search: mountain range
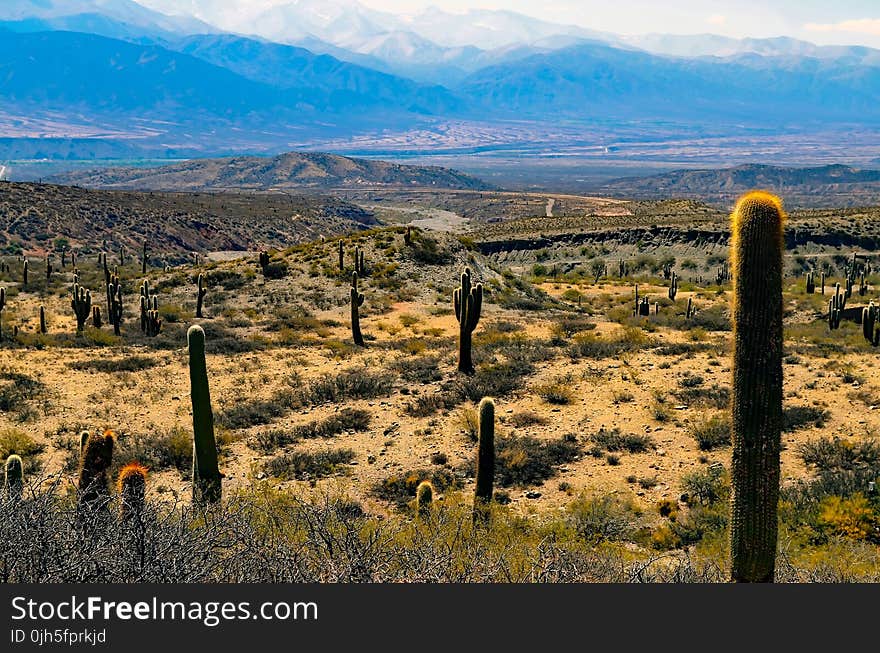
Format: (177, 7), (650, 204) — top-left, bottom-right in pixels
(1, 0), (880, 167)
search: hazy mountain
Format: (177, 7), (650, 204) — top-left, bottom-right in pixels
(598, 164), (880, 207)
(50, 151), (493, 191)
(0, 0), (214, 36)
(456, 42), (880, 123)
(169, 34), (462, 113)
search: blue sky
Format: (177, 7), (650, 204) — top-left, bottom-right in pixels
(360, 0), (880, 45)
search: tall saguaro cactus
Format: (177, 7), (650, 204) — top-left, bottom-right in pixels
(474, 397), (495, 523)
(142, 241), (148, 275)
(188, 325), (221, 505)
(350, 272), (365, 346)
(196, 274), (207, 318)
(453, 267), (482, 374)
(729, 191), (785, 583)
(71, 283), (92, 332)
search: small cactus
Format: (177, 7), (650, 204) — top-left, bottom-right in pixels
(805, 271), (815, 294)
(404, 225), (412, 246)
(5, 454), (23, 500)
(188, 325), (221, 505)
(22, 259), (28, 286)
(453, 268), (482, 374)
(259, 251), (270, 276)
(92, 306), (102, 328)
(196, 274), (207, 318)
(39, 305), (47, 334)
(117, 462), (148, 521)
(416, 480), (434, 520)
(78, 430), (115, 510)
(350, 272), (365, 347)
(474, 397), (495, 524)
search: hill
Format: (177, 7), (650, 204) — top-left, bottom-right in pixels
(597, 164), (880, 207)
(0, 181), (375, 258)
(49, 152), (493, 192)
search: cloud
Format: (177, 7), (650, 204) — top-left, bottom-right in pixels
(706, 14), (727, 27)
(804, 18), (880, 36)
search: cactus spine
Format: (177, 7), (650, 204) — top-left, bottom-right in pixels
(453, 268), (482, 374)
(350, 272), (365, 347)
(118, 462), (147, 521)
(729, 191), (784, 583)
(188, 325), (221, 505)
(78, 430), (115, 510)
(474, 397), (495, 523)
(416, 480), (434, 520)
(196, 274), (207, 319)
(71, 283), (92, 332)
(5, 454), (23, 500)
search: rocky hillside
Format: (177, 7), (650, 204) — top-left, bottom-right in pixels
(0, 181), (375, 259)
(50, 152), (492, 193)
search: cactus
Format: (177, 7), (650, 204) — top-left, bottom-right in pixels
(638, 296), (650, 316)
(196, 274), (207, 319)
(415, 480), (434, 520)
(118, 462), (147, 521)
(5, 454), (23, 500)
(22, 259), (28, 286)
(142, 241), (148, 274)
(61, 249), (67, 268)
(188, 325), (221, 505)
(668, 272), (678, 301)
(92, 306), (102, 328)
(108, 278), (123, 336)
(71, 283), (92, 332)
(78, 430), (115, 510)
(350, 272), (365, 347)
(404, 225), (412, 246)
(45, 256), (52, 283)
(0, 287), (5, 341)
(453, 267), (482, 374)
(39, 305), (46, 334)
(259, 251), (270, 276)
(144, 293), (161, 337)
(805, 271), (815, 294)
(474, 397), (495, 523)
(864, 302), (877, 344)
(729, 191), (784, 583)
(820, 272), (825, 295)
(338, 241), (344, 270)
(859, 274), (867, 297)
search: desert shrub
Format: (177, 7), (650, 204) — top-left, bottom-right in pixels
(205, 269), (247, 290)
(68, 355), (158, 373)
(680, 465), (730, 506)
(294, 409), (371, 440)
(263, 261), (289, 279)
(534, 378), (575, 405)
(263, 448), (355, 480)
(568, 328), (650, 359)
(0, 428), (44, 459)
(0, 370), (47, 421)
(688, 415), (731, 451)
(300, 368), (396, 406)
(114, 426), (192, 473)
(392, 355), (442, 384)
(816, 494), (879, 543)
(407, 232), (451, 265)
(508, 411), (548, 428)
(493, 434), (582, 487)
(783, 405), (830, 432)
(372, 468), (459, 509)
(590, 428), (655, 454)
(453, 405), (480, 441)
(799, 437), (880, 472)
(566, 492), (642, 543)
(550, 316), (596, 339)
(673, 386), (730, 409)
(218, 389), (296, 429)
(678, 373), (704, 388)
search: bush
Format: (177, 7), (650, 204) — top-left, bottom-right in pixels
(535, 379), (575, 405)
(680, 465), (729, 506)
(493, 434), (582, 487)
(688, 415), (731, 451)
(816, 494), (879, 543)
(68, 355), (158, 373)
(372, 468), (459, 509)
(673, 386), (730, 409)
(590, 428), (655, 454)
(392, 355), (442, 384)
(566, 493), (642, 543)
(508, 411), (548, 428)
(569, 328), (649, 359)
(0, 370), (47, 421)
(294, 409), (371, 440)
(301, 369), (396, 406)
(783, 406), (830, 432)
(799, 437), (880, 472)
(263, 448), (355, 480)
(0, 428), (44, 459)
(114, 426), (192, 473)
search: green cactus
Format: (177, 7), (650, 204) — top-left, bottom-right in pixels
(5, 454), (23, 500)
(108, 278), (123, 336)
(668, 272), (678, 300)
(78, 430), (115, 510)
(453, 267), (482, 374)
(729, 191), (784, 583)
(71, 283), (92, 332)
(474, 397), (495, 523)
(39, 305), (46, 334)
(416, 480), (434, 520)
(196, 274), (207, 318)
(350, 272), (365, 347)
(188, 325), (221, 505)
(117, 462), (147, 521)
